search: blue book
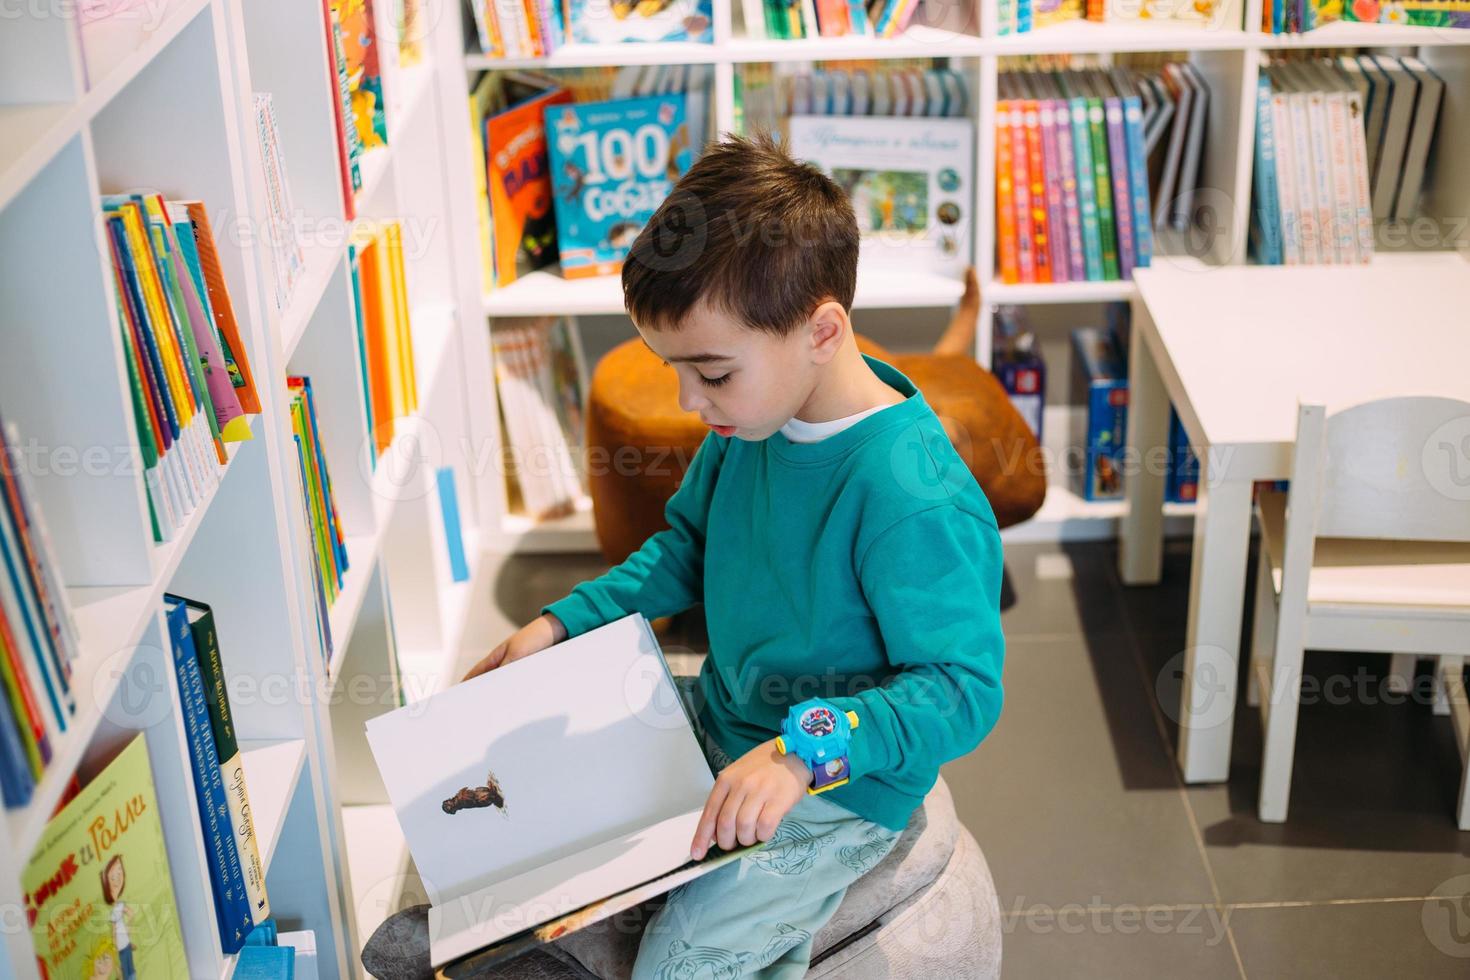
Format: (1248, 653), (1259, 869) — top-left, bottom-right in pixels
(1103, 97), (1135, 279)
(1121, 94), (1152, 270)
(1068, 97), (1104, 281)
(0, 493), (68, 731)
(543, 95), (693, 279)
(0, 691), (34, 808)
(235, 944), (294, 979)
(1017, 0), (1033, 32)
(107, 216), (181, 448)
(1250, 76), (1283, 265)
(346, 243), (375, 466)
(436, 468), (469, 584)
(164, 596), (255, 953)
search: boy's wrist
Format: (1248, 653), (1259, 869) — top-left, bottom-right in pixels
(541, 611), (568, 643)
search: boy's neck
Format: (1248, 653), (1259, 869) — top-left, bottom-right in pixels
(791, 334), (905, 424)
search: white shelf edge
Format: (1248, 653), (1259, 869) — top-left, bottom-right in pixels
(497, 497), (598, 554)
(326, 534), (385, 685)
(238, 738), (308, 873)
(8, 415), (262, 858)
(279, 243), (347, 364)
(342, 803), (411, 950)
(987, 279), (1138, 305)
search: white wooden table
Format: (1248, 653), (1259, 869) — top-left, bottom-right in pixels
(1119, 253), (1470, 783)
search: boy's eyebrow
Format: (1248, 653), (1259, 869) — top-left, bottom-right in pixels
(641, 338), (733, 364)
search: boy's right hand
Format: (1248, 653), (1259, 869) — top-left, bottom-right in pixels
(461, 612), (568, 681)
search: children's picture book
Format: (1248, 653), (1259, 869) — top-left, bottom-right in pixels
(544, 94), (694, 280)
(566, 0), (714, 43)
(22, 733), (188, 979)
(365, 613), (745, 967)
(331, 0), (389, 151)
(485, 72), (575, 287)
(788, 114), (974, 278)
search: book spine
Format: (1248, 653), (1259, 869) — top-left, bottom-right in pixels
(1121, 95), (1151, 269)
(0, 501), (69, 733)
(166, 598), (254, 953)
(1018, 0), (1032, 30)
(1305, 91), (1335, 263)
(1022, 100), (1051, 283)
(1343, 91), (1374, 263)
(1087, 99), (1118, 279)
(1010, 104), (1036, 283)
(995, 102), (1020, 285)
(1038, 100), (1069, 283)
(1252, 79), (1283, 265)
(1069, 97), (1103, 281)
(0, 590), (49, 771)
(1271, 94), (1300, 265)
(845, 0), (871, 33)
(1324, 93), (1357, 264)
(1105, 98), (1135, 279)
(0, 682), (33, 807)
(1053, 102), (1086, 281)
(189, 604), (270, 925)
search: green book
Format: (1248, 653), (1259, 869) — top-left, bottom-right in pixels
(1086, 97), (1120, 280)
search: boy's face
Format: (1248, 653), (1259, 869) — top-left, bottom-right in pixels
(637, 300), (826, 442)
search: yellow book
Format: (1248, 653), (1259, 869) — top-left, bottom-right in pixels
(385, 223), (418, 415)
(469, 76), (497, 294)
(118, 205), (194, 427)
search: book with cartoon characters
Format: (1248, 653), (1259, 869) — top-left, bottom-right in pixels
(366, 613), (759, 968)
(484, 72), (575, 287)
(22, 733), (188, 979)
(543, 94), (694, 280)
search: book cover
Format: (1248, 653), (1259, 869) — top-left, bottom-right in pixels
(181, 202), (262, 415)
(1250, 75), (1284, 265)
(1038, 100), (1069, 282)
(789, 114), (975, 278)
(1053, 101), (1086, 282)
(1085, 98), (1118, 279)
(365, 613), (759, 967)
(1104, 96), (1136, 278)
(544, 94), (693, 280)
(1010, 101), (1036, 282)
(1067, 94), (1103, 280)
(995, 102), (1020, 284)
(567, 0), (713, 42)
(1344, 0), (1469, 27)
(332, 0), (388, 152)
(323, 2), (363, 217)
(487, 83), (574, 287)
(1120, 93), (1152, 270)
(22, 733), (188, 977)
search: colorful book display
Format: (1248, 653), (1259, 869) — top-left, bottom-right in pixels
(1266, 0), (1469, 32)
(544, 94), (695, 279)
(789, 114), (975, 278)
(740, 0), (927, 38)
(0, 416), (80, 809)
(734, 62), (969, 139)
(349, 222), (419, 459)
(22, 734), (189, 978)
(468, 0), (711, 57)
(288, 376), (348, 665)
(105, 195), (260, 542)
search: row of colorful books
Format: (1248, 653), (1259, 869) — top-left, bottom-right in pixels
(470, 0), (714, 58)
(1262, 0), (1469, 33)
(1249, 55), (1444, 265)
(0, 418), (79, 809)
(735, 62), (971, 134)
(107, 195), (262, 542)
(491, 318), (590, 522)
(289, 377), (348, 670)
(254, 93), (306, 315)
(741, 0), (926, 39)
(324, 0), (389, 221)
(999, 0), (1226, 35)
(473, 66), (708, 288)
(994, 65), (1202, 284)
(351, 221), (420, 460)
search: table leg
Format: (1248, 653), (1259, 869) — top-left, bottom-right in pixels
(1120, 302), (1169, 585)
(1176, 473), (1254, 784)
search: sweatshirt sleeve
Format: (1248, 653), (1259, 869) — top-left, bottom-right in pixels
(828, 503), (1005, 785)
(542, 432), (728, 638)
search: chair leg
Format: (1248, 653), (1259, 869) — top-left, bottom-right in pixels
(1246, 547), (1276, 710)
(1388, 653), (1417, 697)
(1444, 661), (1470, 830)
(1435, 656), (1463, 718)
(1258, 625), (1307, 824)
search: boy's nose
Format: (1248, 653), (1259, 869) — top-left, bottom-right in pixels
(677, 379), (708, 414)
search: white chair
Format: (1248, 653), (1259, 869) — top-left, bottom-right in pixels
(1249, 396), (1470, 826)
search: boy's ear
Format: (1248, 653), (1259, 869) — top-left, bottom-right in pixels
(807, 300), (849, 364)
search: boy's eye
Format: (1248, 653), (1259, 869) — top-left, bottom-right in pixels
(700, 373), (731, 388)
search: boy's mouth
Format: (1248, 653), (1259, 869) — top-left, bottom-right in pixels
(707, 423), (737, 437)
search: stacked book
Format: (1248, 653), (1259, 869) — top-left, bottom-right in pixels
(1249, 55), (1444, 265)
(735, 61), (970, 134)
(254, 93), (306, 313)
(349, 222), (419, 460)
(0, 417), (79, 809)
(740, 0), (927, 39)
(470, 0), (713, 56)
(288, 377), (348, 668)
(163, 595), (271, 953)
(105, 195), (261, 541)
(490, 317), (588, 523)
(995, 65), (1189, 284)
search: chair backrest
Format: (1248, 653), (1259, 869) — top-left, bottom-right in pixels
(1287, 396), (1470, 545)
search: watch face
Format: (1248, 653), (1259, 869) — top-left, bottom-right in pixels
(799, 706), (838, 738)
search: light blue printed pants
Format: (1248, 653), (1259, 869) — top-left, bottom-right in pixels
(630, 676), (902, 980)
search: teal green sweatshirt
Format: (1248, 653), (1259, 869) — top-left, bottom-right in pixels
(544, 355), (1005, 832)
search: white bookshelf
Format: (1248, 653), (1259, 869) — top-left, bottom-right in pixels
(460, 1), (1470, 548)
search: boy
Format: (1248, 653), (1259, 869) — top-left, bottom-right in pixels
(463, 131), (1005, 978)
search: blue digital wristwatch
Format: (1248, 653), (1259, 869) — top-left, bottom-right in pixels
(775, 698), (859, 794)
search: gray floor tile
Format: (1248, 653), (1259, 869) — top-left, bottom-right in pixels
(1000, 907), (1241, 980)
(998, 542), (1131, 639)
(945, 633), (1217, 910)
(1230, 900), (1470, 980)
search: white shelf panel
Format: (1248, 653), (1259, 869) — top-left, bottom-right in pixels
(498, 497), (598, 554)
(1256, 21), (1470, 47)
(988, 279), (1137, 305)
(0, 103), (79, 214)
(279, 244), (346, 363)
(326, 535), (383, 683)
(993, 20), (1248, 54)
(368, 304), (458, 521)
(7, 417), (261, 858)
(391, 60), (437, 133)
(353, 147), (393, 216)
(78, 0), (214, 118)
(343, 803), (411, 948)
(238, 738), (307, 872)
(465, 40), (721, 71)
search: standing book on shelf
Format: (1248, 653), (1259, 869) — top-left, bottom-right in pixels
(484, 72), (574, 287)
(566, 0), (713, 41)
(365, 613), (762, 968)
(23, 733), (189, 978)
(543, 94), (695, 280)
(788, 114), (974, 278)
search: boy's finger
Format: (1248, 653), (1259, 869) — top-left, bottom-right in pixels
(715, 791), (745, 852)
(692, 782), (728, 858)
(735, 794), (764, 847)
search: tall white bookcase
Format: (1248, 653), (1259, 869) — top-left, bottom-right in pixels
(1, 0), (1467, 977)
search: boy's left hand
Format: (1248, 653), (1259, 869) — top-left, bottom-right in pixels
(690, 738), (813, 860)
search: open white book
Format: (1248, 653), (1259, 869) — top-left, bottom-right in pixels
(365, 614), (721, 968)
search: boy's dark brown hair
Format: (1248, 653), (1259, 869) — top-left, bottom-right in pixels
(622, 130), (859, 336)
